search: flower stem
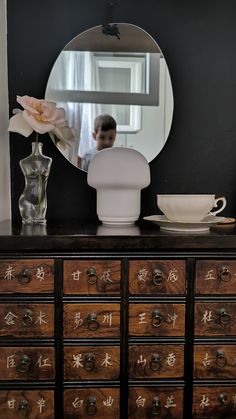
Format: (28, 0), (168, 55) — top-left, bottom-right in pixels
(33, 134), (42, 212)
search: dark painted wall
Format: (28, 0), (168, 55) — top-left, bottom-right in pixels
(7, 0), (236, 223)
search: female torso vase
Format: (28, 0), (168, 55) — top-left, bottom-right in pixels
(18, 142), (52, 225)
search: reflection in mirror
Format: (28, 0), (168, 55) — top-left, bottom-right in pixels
(45, 23), (174, 170)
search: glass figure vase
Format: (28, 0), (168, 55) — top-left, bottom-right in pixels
(18, 142), (52, 225)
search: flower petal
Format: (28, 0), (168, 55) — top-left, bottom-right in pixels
(52, 125), (75, 143)
(22, 112), (55, 134)
(13, 108), (22, 115)
(40, 102), (67, 125)
(17, 95), (42, 115)
(8, 113), (33, 137)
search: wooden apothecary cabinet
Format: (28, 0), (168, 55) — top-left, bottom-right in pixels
(0, 221), (236, 418)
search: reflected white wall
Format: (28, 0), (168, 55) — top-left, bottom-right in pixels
(0, 0), (11, 220)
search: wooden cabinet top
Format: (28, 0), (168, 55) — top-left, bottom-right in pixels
(1, 220), (236, 252)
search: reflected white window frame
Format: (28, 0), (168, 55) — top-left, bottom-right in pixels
(105, 103), (141, 133)
(117, 105), (141, 133)
(95, 56), (143, 132)
(94, 56), (144, 93)
(75, 53), (160, 106)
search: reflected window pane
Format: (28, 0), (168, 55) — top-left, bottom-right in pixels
(101, 104), (130, 126)
(99, 67), (131, 93)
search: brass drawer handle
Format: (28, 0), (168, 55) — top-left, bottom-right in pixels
(16, 354), (31, 373)
(84, 353), (95, 371)
(218, 308), (231, 325)
(86, 397), (97, 415)
(218, 392), (228, 405)
(151, 396), (161, 415)
(22, 308), (34, 327)
(87, 268), (98, 285)
(18, 269), (32, 285)
(87, 313), (99, 331)
(152, 309), (162, 328)
(152, 268), (165, 286)
(218, 265), (232, 282)
(17, 399), (31, 417)
(216, 350), (227, 367)
(150, 353), (161, 371)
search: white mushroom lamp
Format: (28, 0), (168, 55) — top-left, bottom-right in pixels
(87, 147), (150, 225)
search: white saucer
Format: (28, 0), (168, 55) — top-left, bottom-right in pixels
(143, 215), (226, 232)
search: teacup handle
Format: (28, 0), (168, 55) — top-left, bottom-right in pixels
(209, 196), (226, 216)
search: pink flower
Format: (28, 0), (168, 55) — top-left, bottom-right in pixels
(8, 95), (74, 147)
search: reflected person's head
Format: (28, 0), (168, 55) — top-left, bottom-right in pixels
(93, 113), (117, 150)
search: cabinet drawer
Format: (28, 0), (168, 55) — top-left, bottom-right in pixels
(64, 346), (120, 380)
(195, 302), (236, 336)
(0, 347), (55, 380)
(129, 260), (186, 295)
(0, 303), (54, 337)
(0, 390), (54, 418)
(129, 344), (184, 379)
(63, 259), (121, 295)
(0, 259), (54, 293)
(128, 386), (183, 418)
(193, 386), (236, 418)
(64, 303), (120, 338)
(64, 388), (120, 418)
(194, 344), (236, 379)
(129, 304), (185, 336)
(196, 260), (236, 294)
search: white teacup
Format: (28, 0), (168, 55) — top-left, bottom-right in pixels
(157, 194), (226, 222)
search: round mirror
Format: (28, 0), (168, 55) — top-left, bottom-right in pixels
(45, 23), (174, 170)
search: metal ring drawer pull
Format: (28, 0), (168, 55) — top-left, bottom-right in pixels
(84, 353), (95, 371)
(22, 308), (34, 327)
(216, 350), (227, 367)
(152, 310), (163, 328)
(87, 313), (99, 331)
(218, 265), (232, 282)
(151, 396), (161, 415)
(218, 308), (231, 325)
(17, 399), (31, 417)
(87, 268), (98, 285)
(152, 268), (165, 286)
(18, 269), (32, 285)
(150, 353), (161, 371)
(16, 354), (31, 373)
(218, 393), (228, 405)
(86, 397), (97, 416)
